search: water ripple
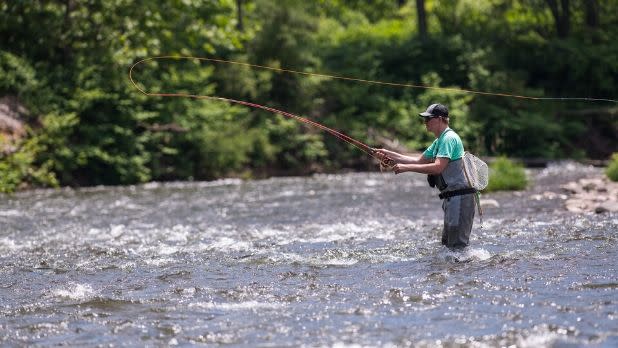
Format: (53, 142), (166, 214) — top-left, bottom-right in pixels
(1, 166), (616, 346)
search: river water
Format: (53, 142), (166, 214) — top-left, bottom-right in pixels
(1, 162), (616, 347)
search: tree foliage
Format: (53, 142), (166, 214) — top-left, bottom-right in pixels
(0, 0), (616, 191)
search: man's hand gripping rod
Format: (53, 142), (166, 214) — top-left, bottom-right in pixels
(369, 148), (397, 172)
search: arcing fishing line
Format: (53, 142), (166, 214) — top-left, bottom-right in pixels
(133, 56), (618, 103)
(128, 56), (396, 168)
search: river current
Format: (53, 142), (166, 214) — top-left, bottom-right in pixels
(1, 162), (616, 347)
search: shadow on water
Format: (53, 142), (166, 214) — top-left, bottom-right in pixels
(0, 162), (617, 346)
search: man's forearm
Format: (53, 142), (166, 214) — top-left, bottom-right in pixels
(397, 154), (422, 164)
(397, 164), (429, 174)
(395, 162), (444, 175)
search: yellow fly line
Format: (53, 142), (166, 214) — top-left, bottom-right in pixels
(130, 55), (617, 103)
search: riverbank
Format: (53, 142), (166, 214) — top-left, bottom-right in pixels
(482, 161), (615, 217)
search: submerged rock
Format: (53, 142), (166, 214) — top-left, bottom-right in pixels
(560, 182), (583, 195)
(595, 202), (618, 214)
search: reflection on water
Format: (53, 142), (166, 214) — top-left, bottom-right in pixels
(1, 162), (616, 347)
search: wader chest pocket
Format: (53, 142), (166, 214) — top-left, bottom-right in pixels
(427, 174), (448, 190)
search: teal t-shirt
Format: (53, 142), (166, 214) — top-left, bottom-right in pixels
(423, 128), (464, 161)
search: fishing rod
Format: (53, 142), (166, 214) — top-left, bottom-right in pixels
(129, 57), (396, 168)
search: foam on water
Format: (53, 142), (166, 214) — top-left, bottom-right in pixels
(208, 237), (254, 252)
(328, 343), (399, 348)
(51, 283), (96, 301)
(110, 224), (125, 238)
(538, 160), (597, 178)
(189, 301), (284, 311)
(0, 237), (31, 252)
(154, 244), (180, 256)
(0, 209), (22, 217)
(438, 247), (492, 263)
(165, 224), (191, 243)
(143, 257), (176, 266)
(517, 332), (566, 348)
(141, 178), (243, 190)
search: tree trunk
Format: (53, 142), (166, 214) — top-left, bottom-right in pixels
(545, 0), (570, 38)
(236, 0), (244, 31)
(415, 0), (427, 39)
(584, 0), (599, 28)
(397, 0), (406, 7)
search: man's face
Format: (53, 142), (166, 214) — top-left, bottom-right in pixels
(424, 117), (438, 132)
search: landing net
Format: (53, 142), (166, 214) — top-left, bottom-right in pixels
(462, 152), (489, 225)
(462, 152), (489, 191)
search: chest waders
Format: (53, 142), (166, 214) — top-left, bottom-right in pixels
(428, 150), (477, 249)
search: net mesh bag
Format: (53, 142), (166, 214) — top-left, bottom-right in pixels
(462, 152), (489, 190)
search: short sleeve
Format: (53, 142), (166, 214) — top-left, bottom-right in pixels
(435, 136), (458, 159)
(423, 139), (439, 159)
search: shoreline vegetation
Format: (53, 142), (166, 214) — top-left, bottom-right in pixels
(1, 2), (617, 194)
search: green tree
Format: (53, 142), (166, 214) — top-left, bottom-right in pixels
(1, 0), (617, 191)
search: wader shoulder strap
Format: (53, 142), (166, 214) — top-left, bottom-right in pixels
(438, 188), (477, 200)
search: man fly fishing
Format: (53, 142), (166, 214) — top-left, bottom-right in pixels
(130, 59), (487, 249)
(374, 103), (477, 249)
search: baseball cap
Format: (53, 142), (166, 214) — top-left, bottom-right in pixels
(419, 103), (449, 118)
